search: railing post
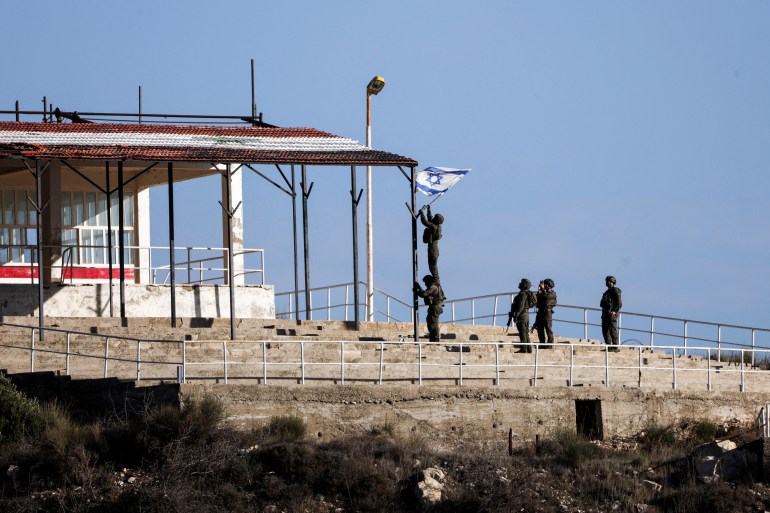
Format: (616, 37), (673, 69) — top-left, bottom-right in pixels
(30, 328), (35, 372)
(533, 346), (539, 387)
(181, 340), (186, 383)
(752, 329), (756, 366)
(289, 294), (294, 321)
(683, 321), (688, 356)
(345, 285), (349, 322)
(340, 341), (345, 385)
(583, 309), (588, 341)
(386, 297), (391, 322)
(569, 345), (574, 387)
(650, 317), (655, 347)
(136, 340), (141, 381)
(301, 341), (305, 384)
(327, 287), (331, 321)
(309, 290), (313, 321)
(223, 341), (228, 384)
(104, 337), (109, 378)
(378, 341), (384, 385)
(638, 346), (642, 387)
(618, 313), (622, 345)
(451, 302), (455, 323)
(707, 348), (712, 391)
(65, 332), (71, 375)
(604, 345), (609, 387)
(493, 296), (498, 327)
(471, 299), (476, 326)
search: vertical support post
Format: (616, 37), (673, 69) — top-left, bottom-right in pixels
(223, 340), (228, 384)
(34, 160), (45, 339)
(300, 341), (305, 384)
(224, 164), (236, 340)
(605, 346), (609, 387)
(181, 340), (186, 383)
(638, 346), (642, 387)
(410, 167), (419, 343)
(683, 320), (688, 356)
(707, 348), (712, 391)
(301, 165), (311, 320)
(118, 162), (126, 319)
(471, 299), (475, 325)
(136, 340), (141, 380)
(378, 341), (384, 385)
(533, 346), (539, 387)
(350, 166), (360, 329)
(167, 163), (177, 327)
(262, 340), (267, 384)
(65, 332), (71, 375)
(752, 329), (756, 366)
(459, 341), (463, 385)
(650, 317), (655, 347)
(105, 162), (114, 317)
(740, 351), (745, 392)
(418, 341), (423, 384)
(570, 345), (574, 387)
(30, 329), (35, 372)
(493, 296), (498, 326)
(717, 325), (722, 362)
(104, 337), (109, 378)
(340, 341), (345, 385)
(291, 165), (299, 321)
(495, 342), (500, 385)
(673, 348), (678, 390)
(583, 308), (588, 341)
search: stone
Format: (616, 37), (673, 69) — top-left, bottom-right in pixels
(413, 467), (445, 509)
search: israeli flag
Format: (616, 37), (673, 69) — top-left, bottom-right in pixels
(415, 167), (470, 196)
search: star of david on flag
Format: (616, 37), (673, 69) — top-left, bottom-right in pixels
(415, 167), (470, 196)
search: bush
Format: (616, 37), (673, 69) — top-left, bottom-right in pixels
(640, 423), (677, 448)
(0, 374), (45, 445)
(551, 429), (599, 466)
(257, 414), (307, 444)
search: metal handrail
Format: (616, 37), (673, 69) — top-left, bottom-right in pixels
(2, 319), (768, 391)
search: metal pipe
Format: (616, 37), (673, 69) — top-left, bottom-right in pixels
(291, 165), (299, 321)
(168, 163), (177, 327)
(225, 164), (236, 340)
(138, 85), (142, 124)
(301, 165), (311, 320)
(105, 162), (114, 317)
(411, 166), (419, 343)
(34, 160), (45, 339)
(350, 165), (360, 329)
(118, 162), (126, 319)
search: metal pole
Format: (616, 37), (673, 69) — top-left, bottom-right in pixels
(291, 165), (299, 321)
(411, 166), (419, 343)
(105, 162), (114, 317)
(351, 166), (360, 330)
(225, 164), (236, 340)
(168, 163), (177, 327)
(366, 92), (375, 322)
(301, 165), (311, 320)
(118, 162), (126, 319)
(138, 85), (142, 124)
(34, 160), (45, 339)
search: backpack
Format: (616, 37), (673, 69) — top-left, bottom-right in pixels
(526, 291), (537, 309)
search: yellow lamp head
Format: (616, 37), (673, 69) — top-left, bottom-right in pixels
(367, 76), (385, 95)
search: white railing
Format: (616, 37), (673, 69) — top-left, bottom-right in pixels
(276, 285), (770, 360)
(0, 244), (265, 286)
(2, 320), (769, 392)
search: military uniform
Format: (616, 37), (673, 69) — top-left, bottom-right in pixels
(419, 207), (443, 280)
(535, 283), (557, 345)
(600, 276), (622, 347)
(415, 275), (445, 342)
(509, 279), (533, 353)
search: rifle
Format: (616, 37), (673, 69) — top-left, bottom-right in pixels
(505, 312), (513, 333)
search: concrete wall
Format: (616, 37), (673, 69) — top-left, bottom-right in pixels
(0, 283), (274, 319)
(182, 383), (770, 447)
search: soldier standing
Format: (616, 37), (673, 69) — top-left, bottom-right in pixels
(534, 278), (557, 347)
(600, 275), (622, 351)
(414, 274), (445, 342)
(419, 206), (443, 280)
(508, 279), (534, 353)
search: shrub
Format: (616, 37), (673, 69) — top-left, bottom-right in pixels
(640, 423), (676, 448)
(257, 414), (307, 444)
(551, 429), (598, 466)
(0, 374), (45, 445)
(692, 420), (718, 443)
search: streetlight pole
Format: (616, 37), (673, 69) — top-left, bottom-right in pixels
(366, 76), (384, 322)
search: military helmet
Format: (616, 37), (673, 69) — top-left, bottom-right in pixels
(433, 213), (444, 224)
(605, 275), (617, 284)
(519, 278), (531, 289)
(544, 278), (555, 288)
(422, 274), (434, 284)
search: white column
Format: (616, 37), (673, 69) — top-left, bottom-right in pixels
(136, 187), (151, 284)
(221, 165), (245, 285)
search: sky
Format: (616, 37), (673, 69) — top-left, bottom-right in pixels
(1, 1), (769, 334)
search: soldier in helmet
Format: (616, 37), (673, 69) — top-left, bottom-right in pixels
(414, 274), (445, 342)
(419, 205), (443, 280)
(600, 275), (623, 351)
(508, 278), (534, 353)
(533, 278), (557, 347)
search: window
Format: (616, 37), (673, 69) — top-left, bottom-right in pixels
(0, 190), (35, 264)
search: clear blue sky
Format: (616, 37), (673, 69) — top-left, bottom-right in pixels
(2, 1), (769, 332)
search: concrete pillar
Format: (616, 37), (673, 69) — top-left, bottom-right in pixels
(136, 187), (151, 284)
(41, 161), (62, 284)
(221, 164), (245, 285)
